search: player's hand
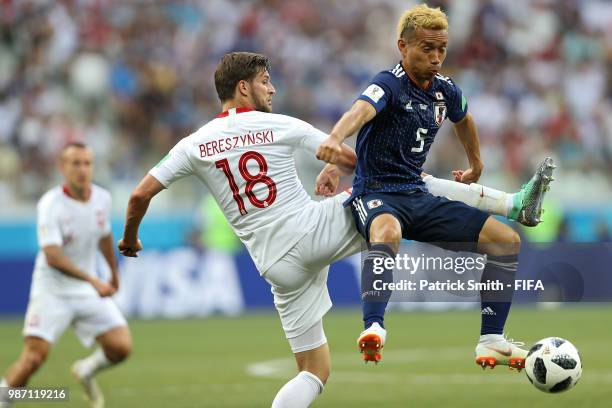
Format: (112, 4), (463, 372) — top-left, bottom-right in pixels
(90, 277), (116, 297)
(452, 168), (481, 184)
(315, 167), (340, 196)
(118, 238), (143, 257)
(316, 136), (343, 164)
(109, 273), (120, 292)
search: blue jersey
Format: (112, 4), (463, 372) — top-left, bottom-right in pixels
(349, 62), (468, 201)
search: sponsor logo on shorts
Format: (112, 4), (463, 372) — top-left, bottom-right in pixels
(367, 199), (383, 209)
(28, 314), (40, 328)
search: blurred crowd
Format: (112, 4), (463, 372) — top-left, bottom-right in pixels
(1, 0), (611, 215)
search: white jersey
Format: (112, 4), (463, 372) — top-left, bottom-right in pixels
(31, 184), (112, 297)
(149, 108), (329, 272)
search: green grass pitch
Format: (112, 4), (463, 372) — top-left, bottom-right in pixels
(1, 306), (611, 407)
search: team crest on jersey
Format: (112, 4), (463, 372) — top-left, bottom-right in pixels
(367, 199), (383, 209)
(434, 102), (447, 126)
(96, 210), (106, 229)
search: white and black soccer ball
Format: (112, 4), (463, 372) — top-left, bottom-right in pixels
(524, 337), (582, 393)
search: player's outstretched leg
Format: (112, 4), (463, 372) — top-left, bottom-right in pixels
(1, 337), (50, 407)
(423, 157), (555, 226)
(358, 214), (400, 363)
(474, 218), (527, 371)
(272, 323), (329, 408)
(72, 327), (132, 408)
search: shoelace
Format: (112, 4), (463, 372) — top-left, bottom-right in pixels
(503, 333), (525, 348)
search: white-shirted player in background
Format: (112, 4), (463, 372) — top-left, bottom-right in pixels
(118, 52), (549, 408)
(0, 143), (132, 408)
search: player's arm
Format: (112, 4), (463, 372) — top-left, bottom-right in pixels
(99, 233), (120, 291)
(315, 163), (353, 197)
(118, 174), (165, 257)
(333, 144), (357, 173)
(317, 100), (376, 164)
(120, 139), (193, 256)
(43, 245), (115, 296)
(451, 112), (483, 184)
(298, 118), (357, 196)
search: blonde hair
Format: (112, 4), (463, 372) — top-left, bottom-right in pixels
(396, 4), (448, 40)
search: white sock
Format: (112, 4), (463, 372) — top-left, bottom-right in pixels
(505, 193), (515, 215)
(74, 349), (113, 379)
(1, 378), (11, 406)
(423, 175), (510, 217)
(271, 371), (324, 408)
(479, 334), (505, 344)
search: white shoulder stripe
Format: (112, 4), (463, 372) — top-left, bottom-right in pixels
(390, 64), (405, 78)
(435, 73), (453, 85)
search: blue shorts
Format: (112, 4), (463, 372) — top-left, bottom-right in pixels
(348, 190), (490, 249)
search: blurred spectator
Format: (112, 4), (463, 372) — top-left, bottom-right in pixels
(0, 0), (610, 229)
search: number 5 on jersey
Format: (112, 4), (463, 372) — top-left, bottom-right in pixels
(215, 151), (277, 215)
(411, 127), (427, 153)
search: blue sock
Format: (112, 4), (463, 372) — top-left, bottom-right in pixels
(480, 254), (518, 335)
(361, 244), (395, 329)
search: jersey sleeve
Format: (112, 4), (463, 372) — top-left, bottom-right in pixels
(148, 138), (194, 188)
(284, 117), (328, 155)
(447, 80), (468, 123)
(357, 71), (398, 113)
(37, 195), (63, 248)
(298, 123), (328, 155)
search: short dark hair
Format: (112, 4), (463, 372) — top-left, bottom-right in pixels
(60, 141), (91, 162)
(62, 141), (88, 151)
(214, 52), (271, 102)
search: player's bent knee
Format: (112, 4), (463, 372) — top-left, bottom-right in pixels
(508, 229), (521, 246)
(496, 224), (521, 250)
(104, 341), (132, 363)
(478, 218), (521, 255)
(98, 326), (132, 362)
(369, 214), (401, 245)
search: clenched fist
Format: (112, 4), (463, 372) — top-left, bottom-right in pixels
(316, 136), (343, 164)
(118, 238), (143, 258)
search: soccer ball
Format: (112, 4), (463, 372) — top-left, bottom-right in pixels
(524, 337), (582, 393)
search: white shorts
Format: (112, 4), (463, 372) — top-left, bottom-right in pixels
(288, 320), (327, 354)
(23, 293), (127, 348)
(263, 193), (363, 343)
